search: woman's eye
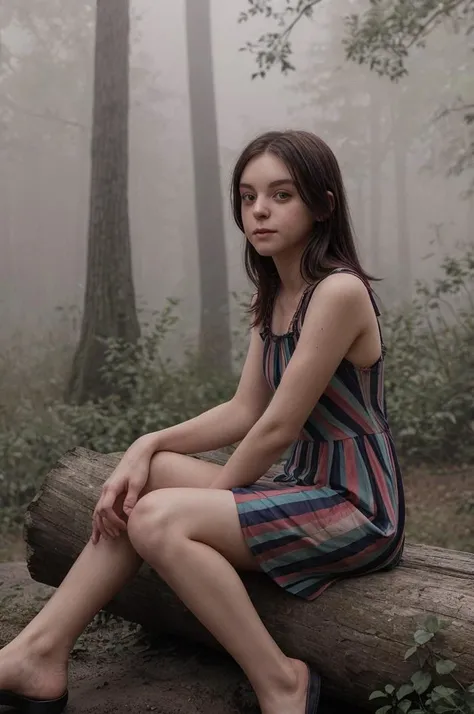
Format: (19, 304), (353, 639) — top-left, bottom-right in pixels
(275, 191), (291, 200)
(241, 193), (255, 202)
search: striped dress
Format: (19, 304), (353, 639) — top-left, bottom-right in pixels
(232, 270), (405, 600)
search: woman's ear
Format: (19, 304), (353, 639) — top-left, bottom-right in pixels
(315, 191), (336, 222)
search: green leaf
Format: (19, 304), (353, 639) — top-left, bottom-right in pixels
(411, 670), (432, 695)
(431, 685), (457, 701)
(435, 659), (457, 675)
(414, 630), (434, 645)
(385, 684), (395, 695)
(370, 691), (388, 700)
(397, 684), (414, 700)
(375, 707), (392, 714)
(398, 700), (412, 713)
(404, 646), (418, 660)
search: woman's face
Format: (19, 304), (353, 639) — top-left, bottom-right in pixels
(239, 152), (315, 259)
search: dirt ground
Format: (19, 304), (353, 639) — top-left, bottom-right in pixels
(402, 465), (474, 553)
(0, 561), (252, 714)
(0, 563), (359, 714)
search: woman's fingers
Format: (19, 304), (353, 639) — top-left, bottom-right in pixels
(98, 486), (126, 531)
(103, 507), (127, 532)
(101, 515), (120, 538)
(91, 492), (111, 542)
(93, 510), (108, 541)
(91, 519), (100, 545)
(91, 483), (129, 543)
(92, 470), (144, 544)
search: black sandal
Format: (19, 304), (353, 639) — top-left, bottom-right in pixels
(305, 665), (321, 713)
(0, 689), (68, 713)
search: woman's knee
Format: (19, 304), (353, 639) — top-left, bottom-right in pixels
(127, 490), (179, 560)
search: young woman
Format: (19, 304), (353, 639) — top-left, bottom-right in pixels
(0, 130), (405, 714)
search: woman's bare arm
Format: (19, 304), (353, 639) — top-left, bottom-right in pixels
(209, 274), (372, 489)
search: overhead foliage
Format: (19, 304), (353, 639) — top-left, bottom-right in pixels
(239, 0), (473, 78)
(239, 0), (474, 187)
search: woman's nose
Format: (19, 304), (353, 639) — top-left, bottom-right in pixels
(252, 198), (270, 218)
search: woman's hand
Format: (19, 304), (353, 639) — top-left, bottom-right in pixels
(91, 438), (154, 545)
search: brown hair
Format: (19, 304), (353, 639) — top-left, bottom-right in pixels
(230, 130), (376, 327)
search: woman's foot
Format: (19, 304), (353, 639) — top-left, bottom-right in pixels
(257, 658), (314, 714)
(0, 636), (68, 702)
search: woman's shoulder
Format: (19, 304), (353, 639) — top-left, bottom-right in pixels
(305, 269), (370, 308)
(295, 271), (376, 338)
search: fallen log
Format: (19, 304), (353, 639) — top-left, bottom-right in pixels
(24, 447), (474, 709)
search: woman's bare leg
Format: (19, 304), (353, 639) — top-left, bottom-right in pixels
(127, 488), (309, 714)
(0, 452), (223, 700)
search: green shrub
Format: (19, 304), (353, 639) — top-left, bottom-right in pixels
(0, 299), (238, 528)
(369, 616), (474, 713)
(383, 248), (474, 466)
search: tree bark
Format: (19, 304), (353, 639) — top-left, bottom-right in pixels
(392, 105), (411, 300)
(185, 0), (232, 374)
(24, 447), (474, 708)
(66, 0), (140, 404)
(369, 91), (382, 275)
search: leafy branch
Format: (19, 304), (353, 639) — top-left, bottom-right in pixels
(238, 0), (323, 77)
(344, 0), (473, 82)
(239, 0), (473, 79)
(238, 0), (474, 185)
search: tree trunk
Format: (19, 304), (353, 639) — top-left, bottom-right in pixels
(185, 0), (232, 374)
(369, 91), (382, 275)
(66, 0), (140, 404)
(467, 190), (474, 245)
(352, 177), (366, 261)
(25, 447), (474, 709)
(392, 107), (411, 300)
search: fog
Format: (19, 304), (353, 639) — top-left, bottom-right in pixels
(1, 0), (472, 349)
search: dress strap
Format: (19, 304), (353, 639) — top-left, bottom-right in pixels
(295, 268), (385, 353)
(258, 285), (277, 339)
(294, 283), (318, 332)
(288, 284), (314, 334)
(330, 268), (381, 316)
(260, 282), (313, 339)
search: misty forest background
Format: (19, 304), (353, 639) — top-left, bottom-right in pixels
(0, 0), (473, 560)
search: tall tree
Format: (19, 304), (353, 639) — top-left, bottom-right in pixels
(67, 0), (140, 403)
(186, 0), (232, 373)
(391, 101), (411, 297)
